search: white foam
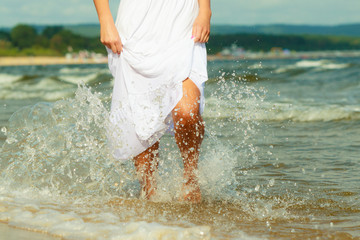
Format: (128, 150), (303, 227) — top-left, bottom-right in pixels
(59, 73), (99, 85)
(295, 60), (327, 68)
(275, 60), (349, 73)
(0, 78), (74, 101)
(0, 189), (214, 240)
(274, 66), (294, 73)
(248, 63), (263, 69)
(59, 67), (105, 74)
(0, 73), (22, 85)
(320, 63), (349, 70)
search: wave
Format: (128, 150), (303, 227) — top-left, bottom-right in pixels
(58, 67), (110, 85)
(275, 59), (350, 74)
(295, 60), (350, 69)
(0, 72), (113, 100)
(59, 66), (106, 74)
(204, 99), (360, 122)
(0, 78), (75, 101)
(258, 104), (360, 122)
(58, 72), (101, 85)
(0, 73), (22, 84)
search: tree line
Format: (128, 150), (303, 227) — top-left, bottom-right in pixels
(1, 24), (359, 56)
(207, 33), (360, 54)
(0, 24), (105, 56)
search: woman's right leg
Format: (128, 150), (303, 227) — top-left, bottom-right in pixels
(133, 141), (159, 200)
(172, 78), (205, 203)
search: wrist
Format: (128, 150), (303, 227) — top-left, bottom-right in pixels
(198, 9), (212, 18)
(99, 15), (114, 26)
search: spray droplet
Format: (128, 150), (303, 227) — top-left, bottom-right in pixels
(268, 179), (275, 187)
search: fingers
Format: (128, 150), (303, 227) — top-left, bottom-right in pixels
(99, 22), (124, 54)
(114, 40), (123, 54)
(204, 35), (209, 43)
(192, 25), (210, 43)
(102, 39), (123, 55)
(194, 30), (210, 43)
(200, 26), (210, 43)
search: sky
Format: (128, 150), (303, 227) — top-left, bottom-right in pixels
(0, 0), (359, 28)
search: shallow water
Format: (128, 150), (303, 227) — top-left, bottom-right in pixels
(0, 56), (359, 239)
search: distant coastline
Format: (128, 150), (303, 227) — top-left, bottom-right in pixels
(2, 23), (359, 37)
(1, 24), (360, 60)
(0, 56), (107, 66)
(1, 50), (360, 66)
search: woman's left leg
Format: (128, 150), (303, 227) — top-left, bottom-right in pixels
(172, 78), (205, 203)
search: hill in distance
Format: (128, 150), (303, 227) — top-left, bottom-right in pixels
(61, 23), (360, 37)
(2, 23), (359, 37)
(211, 23), (360, 37)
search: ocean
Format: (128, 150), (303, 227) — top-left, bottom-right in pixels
(0, 56), (359, 239)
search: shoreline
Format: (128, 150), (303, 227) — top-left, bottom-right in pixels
(0, 56), (108, 66)
(1, 50), (360, 66)
(0, 223), (59, 240)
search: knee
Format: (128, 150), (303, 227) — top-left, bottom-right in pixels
(173, 108), (204, 131)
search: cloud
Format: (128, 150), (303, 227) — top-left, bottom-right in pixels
(211, 0), (360, 25)
(0, 0), (359, 27)
(1, 0), (102, 26)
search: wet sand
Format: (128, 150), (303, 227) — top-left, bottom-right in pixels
(0, 223), (59, 240)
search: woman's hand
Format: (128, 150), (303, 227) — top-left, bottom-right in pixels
(192, 10), (211, 43)
(100, 21), (123, 54)
(93, 0), (123, 54)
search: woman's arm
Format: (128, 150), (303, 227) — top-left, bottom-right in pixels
(93, 0), (123, 54)
(192, 0), (212, 43)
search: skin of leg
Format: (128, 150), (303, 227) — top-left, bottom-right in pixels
(132, 78), (204, 202)
(133, 141), (159, 200)
(172, 78), (205, 203)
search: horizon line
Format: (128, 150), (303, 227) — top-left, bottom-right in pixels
(1, 22), (360, 29)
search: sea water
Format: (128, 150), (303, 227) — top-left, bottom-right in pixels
(0, 56), (359, 239)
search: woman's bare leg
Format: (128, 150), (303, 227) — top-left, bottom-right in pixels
(133, 141), (159, 200)
(172, 78), (205, 203)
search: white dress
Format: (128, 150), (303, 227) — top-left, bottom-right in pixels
(106, 0), (208, 161)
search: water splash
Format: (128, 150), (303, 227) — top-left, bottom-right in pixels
(1, 63), (359, 239)
(1, 83), (137, 198)
(0, 67), (272, 202)
(2, 71), (301, 214)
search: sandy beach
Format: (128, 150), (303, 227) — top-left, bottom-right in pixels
(2, 50), (360, 67)
(0, 56), (108, 66)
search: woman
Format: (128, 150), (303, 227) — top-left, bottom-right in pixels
(93, 0), (211, 202)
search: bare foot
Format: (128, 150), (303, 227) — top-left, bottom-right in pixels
(181, 177), (201, 203)
(140, 180), (157, 200)
(133, 142), (159, 201)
